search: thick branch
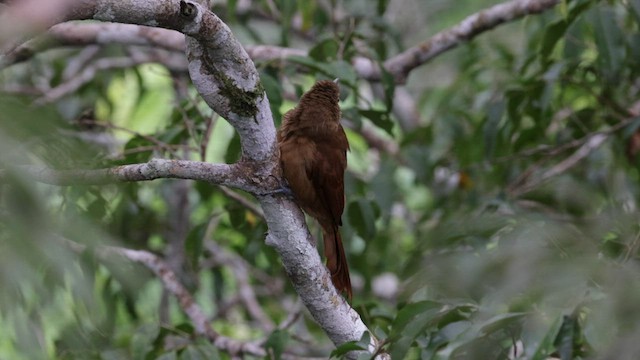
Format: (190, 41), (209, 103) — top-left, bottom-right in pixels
(0, 1), (377, 355)
(260, 196), (378, 357)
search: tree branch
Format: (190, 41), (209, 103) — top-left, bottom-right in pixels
(508, 134), (609, 196)
(0, 22), (306, 69)
(61, 237), (266, 357)
(1, 1), (379, 356)
(1, 159), (264, 193)
(356, 0), (561, 82)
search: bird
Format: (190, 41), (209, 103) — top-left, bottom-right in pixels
(277, 79), (352, 299)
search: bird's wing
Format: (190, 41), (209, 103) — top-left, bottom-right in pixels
(308, 135), (347, 227)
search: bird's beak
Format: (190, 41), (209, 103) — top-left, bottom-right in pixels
(333, 78), (339, 83)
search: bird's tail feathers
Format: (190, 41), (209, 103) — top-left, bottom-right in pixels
(323, 226), (352, 300)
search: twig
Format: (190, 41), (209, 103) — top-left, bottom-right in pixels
(59, 237), (266, 357)
(509, 133), (608, 196)
(205, 240), (274, 331)
(219, 186), (265, 220)
(79, 119), (196, 157)
(37, 57), (141, 103)
(352, 0), (561, 82)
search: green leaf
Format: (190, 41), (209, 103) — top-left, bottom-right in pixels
(377, 0), (390, 15)
(629, 0), (640, 25)
(553, 315), (577, 360)
(185, 223), (206, 269)
(592, 6), (625, 84)
(287, 57), (358, 87)
(532, 317), (564, 360)
(224, 132), (241, 163)
(130, 324), (160, 360)
(179, 341), (221, 360)
(359, 109), (394, 136)
(330, 331), (370, 358)
(265, 329), (290, 360)
(279, 0), (296, 46)
(539, 20), (569, 64)
(261, 72), (283, 124)
(483, 100), (505, 160)
(324, 61), (358, 87)
(297, 0), (316, 30)
(309, 38), (339, 62)
(380, 67), (396, 113)
(156, 352), (178, 360)
(389, 303), (442, 359)
(347, 198), (378, 240)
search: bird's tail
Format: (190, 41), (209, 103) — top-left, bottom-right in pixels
(323, 226), (352, 300)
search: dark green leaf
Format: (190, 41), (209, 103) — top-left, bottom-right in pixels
(347, 198), (377, 240)
(359, 109), (394, 136)
(265, 329), (289, 360)
(330, 331), (370, 358)
(185, 223), (206, 269)
(131, 324), (160, 360)
(309, 38), (340, 62)
(592, 6), (625, 84)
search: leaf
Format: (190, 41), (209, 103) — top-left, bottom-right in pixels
(359, 109), (394, 136)
(156, 352), (178, 360)
(592, 6), (625, 84)
(531, 316), (564, 360)
(388, 302), (443, 359)
(224, 132), (241, 163)
(130, 324), (160, 360)
(629, 0), (640, 26)
(539, 20), (569, 64)
(297, 0), (316, 30)
(553, 315), (577, 360)
(377, 0), (390, 15)
(287, 57), (358, 87)
(324, 60), (358, 87)
(380, 67), (396, 113)
(330, 331), (370, 358)
(347, 198), (378, 240)
(265, 329), (290, 360)
(309, 38), (339, 62)
(179, 341), (221, 360)
(279, 0), (296, 46)
(185, 224), (206, 270)
(483, 100), (505, 160)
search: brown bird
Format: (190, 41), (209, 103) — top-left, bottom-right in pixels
(277, 79), (352, 299)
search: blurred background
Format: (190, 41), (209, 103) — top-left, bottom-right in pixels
(2, 0), (640, 358)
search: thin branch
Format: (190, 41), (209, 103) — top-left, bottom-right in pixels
(509, 133), (608, 196)
(60, 237), (266, 357)
(219, 186), (265, 220)
(75, 119), (197, 157)
(1, 159), (264, 194)
(205, 240), (274, 331)
(356, 0), (561, 82)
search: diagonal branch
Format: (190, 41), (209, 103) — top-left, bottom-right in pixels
(508, 133), (609, 196)
(60, 237), (266, 357)
(356, 0), (561, 82)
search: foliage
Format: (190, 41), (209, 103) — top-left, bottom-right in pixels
(2, 0), (640, 359)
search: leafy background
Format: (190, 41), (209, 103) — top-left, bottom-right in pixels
(2, 0), (640, 358)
